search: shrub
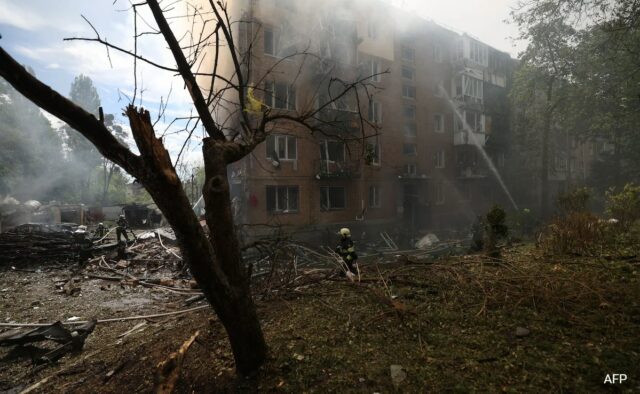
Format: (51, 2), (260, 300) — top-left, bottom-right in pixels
(557, 187), (590, 213)
(605, 183), (640, 229)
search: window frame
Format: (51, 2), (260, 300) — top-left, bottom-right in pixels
(401, 65), (415, 81)
(402, 85), (416, 99)
(320, 140), (346, 163)
(401, 45), (415, 63)
(369, 185), (381, 208)
(368, 100), (382, 124)
(435, 149), (445, 168)
(266, 134), (297, 161)
(369, 58), (381, 82)
(320, 186), (346, 210)
(266, 185), (300, 213)
(433, 113), (444, 133)
(367, 142), (381, 166)
(265, 81), (296, 110)
(403, 143), (417, 156)
(263, 26), (278, 57)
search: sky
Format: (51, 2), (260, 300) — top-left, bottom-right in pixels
(0, 0), (523, 162)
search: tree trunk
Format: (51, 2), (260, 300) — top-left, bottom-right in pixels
(126, 110), (266, 375)
(202, 137), (267, 374)
(540, 80), (555, 219)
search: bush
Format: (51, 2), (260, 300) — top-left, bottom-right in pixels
(538, 212), (606, 256)
(557, 187), (590, 213)
(605, 183), (640, 229)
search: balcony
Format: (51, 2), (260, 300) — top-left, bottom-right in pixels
(451, 95), (484, 112)
(315, 107), (360, 134)
(454, 131), (486, 147)
(314, 160), (358, 179)
(457, 166), (488, 179)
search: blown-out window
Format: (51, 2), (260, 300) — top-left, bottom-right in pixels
(320, 187), (346, 210)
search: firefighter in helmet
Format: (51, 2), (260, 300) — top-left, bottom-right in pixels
(336, 227), (358, 275)
(116, 214), (130, 243)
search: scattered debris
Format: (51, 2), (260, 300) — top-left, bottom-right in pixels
(390, 364), (407, 386)
(414, 233), (439, 249)
(153, 330), (200, 394)
(515, 327), (531, 337)
(0, 320), (96, 365)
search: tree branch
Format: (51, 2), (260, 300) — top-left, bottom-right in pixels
(0, 46), (143, 178)
(146, 0), (224, 140)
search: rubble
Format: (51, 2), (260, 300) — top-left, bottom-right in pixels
(0, 320), (96, 365)
(0, 223), (92, 264)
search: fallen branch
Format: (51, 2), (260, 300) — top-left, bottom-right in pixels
(0, 305), (210, 328)
(154, 330), (200, 394)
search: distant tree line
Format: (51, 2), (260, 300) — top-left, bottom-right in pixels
(0, 71), (153, 206)
(509, 0), (640, 216)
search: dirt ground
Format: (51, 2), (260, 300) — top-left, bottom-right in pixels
(1, 244), (639, 393)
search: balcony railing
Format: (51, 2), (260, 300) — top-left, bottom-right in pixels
(457, 166), (488, 179)
(454, 130), (486, 147)
(315, 159), (358, 179)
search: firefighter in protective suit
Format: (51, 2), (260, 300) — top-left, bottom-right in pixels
(336, 227), (358, 275)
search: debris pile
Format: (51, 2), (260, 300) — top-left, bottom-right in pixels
(0, 320), (96, 365)
(0, 223), (91, 264)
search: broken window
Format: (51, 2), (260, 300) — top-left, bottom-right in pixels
(402, 85), (416, 99)
(401, 45), (415, 63)
(266, 186), (299, 213)
(463, 76), (483, 100)
(366, 142), (380, 165)
(369, 185), (380, 208)
(320, 140), (345, 162)
(465, 111), (483, 132)
(403, 123), (417, 138)
(266, 134), (297, 160)
(265, 81), (296, 110)
(435, 149), (445, 168)
(368, 100), (382, 123)
(401, 66), (414, 81)
(264, 27), (278, 56)
(320, 186), (346, 210)
(403, 143), (417, 156)
(433, 113), (444, 133)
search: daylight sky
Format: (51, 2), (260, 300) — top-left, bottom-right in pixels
(0, 0), (523, 161)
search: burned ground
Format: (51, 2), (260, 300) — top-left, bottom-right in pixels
(1, 243), (638, 393)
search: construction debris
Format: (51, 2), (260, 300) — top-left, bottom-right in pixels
(153, 330), (200, 394)
(0, 320), (96, 365)
(0, 223), (92, 264)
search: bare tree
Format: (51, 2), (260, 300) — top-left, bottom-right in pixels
(0, 0), (381, 375)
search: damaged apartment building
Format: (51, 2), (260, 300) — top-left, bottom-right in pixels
(216, 0), (517, 240)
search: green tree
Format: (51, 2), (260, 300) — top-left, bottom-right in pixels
(63, 74), (103, 203)
(0, 74), (67, 201)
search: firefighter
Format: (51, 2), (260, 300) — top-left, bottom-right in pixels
(94, 222), (107, 239)
(116, 214), (130, 243)
(336, 227), (358, 275)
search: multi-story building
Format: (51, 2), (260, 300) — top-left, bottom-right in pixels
(215, 0), (517, 243)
